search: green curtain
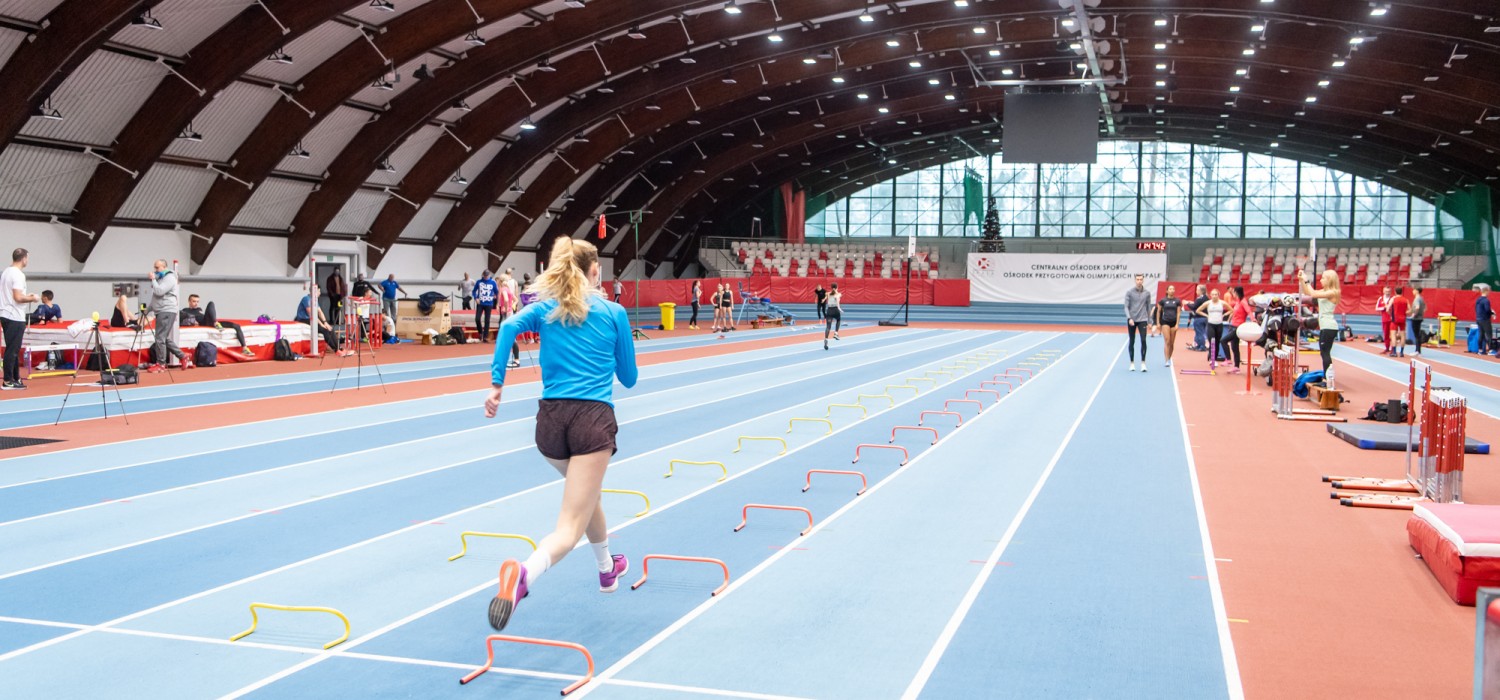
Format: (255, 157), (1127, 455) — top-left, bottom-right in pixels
(963, 167), (984, 230)
(1435, 184), (1497, 285)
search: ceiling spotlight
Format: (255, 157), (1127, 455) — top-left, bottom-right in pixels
(451, 173), (468, 185)
(803, 55), (817, 64)
(859, 7), (874, 22)
(33, 100), (62, 121)
(1332, 59), (1346, 67)
(413, 64), (434, 80)
(887, 158), (897, 164)
(562, 0), (586, 8)
(680, 56), (696, 64)
(596, 83), (614, 94)
(988, 49), (1001, 57)
(908, 60), (922, 68)
(722, 72), (737, 84)
(1305, 96), (1317, 102)
(1062, 19), (1075, 28)
(519, 118), (537, 130)
(944, 94), (955, 101)
(1000, 68), (1014, 76)
(1154, 17), (1168, 27)
(757, 95), (771, 101)
(724, 1), (741, 14)
(508, 184), (525, 193)
(535, 58), (556, 72)
(177, 123), (203, 142)
(131, 9), (163, 30)
(832, 76), (845, 83)
(1370, 5), (1388, 16)
(451, 99), (472, 112)
(1229, 85), (1241, 92)
(465, 31), (486, 46)
(267, 49), (293, 65)
(1155, 80), (1167, 87)
(972, 26), (986, 34)
(573, 132), (589, 143)
(1156, 63), (1168, 70)
(645, 102), (661, 110)
(377, 159), (396, 173)
(1424, 75), (1439, 81)
(368, 0), (395, 11)
(372, 76), (395, 90)
(856, 92), (869, 99)
(289, 142), (310, 159)
(886, 38), (900, 47)
(768, 33), (783, 42)
(1242, 47), (1255, 55)
(1349, 35), (1366, 45)
(878, 107), (889, 113)
(627, 26), (646, 39)
(1269, 141), (1280, 148)
(1154, 42), (1167, 50)
(928, 78), (940, 85)
(953, 0), (968, 6)
(1317, 79), (1330, 87)
(1251, 22), (1265, 32)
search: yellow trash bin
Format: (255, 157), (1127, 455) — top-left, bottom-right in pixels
(658, 302), (677, 331)
(1440, 314), (1457, 346)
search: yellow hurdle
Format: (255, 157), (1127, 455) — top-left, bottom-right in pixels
(733, 436), (788, 455)
(885, 384), (919, 395)
(230, 603), (351, 650)
(1019, 362), (1043, 367)
(601, 489), (651, 517)
(856, 393), (895, 407)
(787, 417), (834, 435)
(826, 403), (868, 419)
(924, 370), (951, 378)
(449, 531), (539, 562)
(940, 365), (967, 373)
(665, 459), (728, 482)
(906, 376), (937, 385)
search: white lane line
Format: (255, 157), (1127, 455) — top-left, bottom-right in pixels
(898, 342), (1121, 700)
(1170, 369), (1246, 700)
(0, 330), (972, 573)
(212, 334), (1061, 699)
(1333, 345), (1500, 421)
(572, 335), (1095, 700)
(0, 332), (1041, 670)
(0, 616), (811, 699)
(0, 326), (935, 490)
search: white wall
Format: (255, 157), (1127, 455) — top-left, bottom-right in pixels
(0, 220), (538, 321)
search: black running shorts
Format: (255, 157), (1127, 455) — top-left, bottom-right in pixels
(535, 399), (618, 460)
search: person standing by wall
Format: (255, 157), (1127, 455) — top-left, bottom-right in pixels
(612, 278), (623, 304)
(458, 273), (474, 311)
(379, 274), (406, 321)
(710, 284), (725, 332)
(474, 270), (499, 343)
(1154, 285), (1182, 368)
(1476, 285), (1493, 356)
(1389, 286), (1409, 357)
(1124, 274), (1152, 372)
(1409, 287), (1427, 355)
(1, 248), (39, 390)
(1189, 284), (1209, 351)
(814, 284), (827, 321)
(147, 259), (190, 371)
(688, 280), (701, 330)
(1376, 286), (1393, 355)
(325, 268), (346, 322)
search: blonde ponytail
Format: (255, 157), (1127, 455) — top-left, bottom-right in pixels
(527, 237), (599, 325)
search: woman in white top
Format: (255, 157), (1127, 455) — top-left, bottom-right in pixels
(1, 248), (39, 390)
(823, 283), (843, 350)
(1194, 290), (1230, 368)
(1299, 269), (1342, 376)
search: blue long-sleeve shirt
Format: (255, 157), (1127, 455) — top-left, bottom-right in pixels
(1478, 295), (1492, 323)
(492, 295), (638, 405)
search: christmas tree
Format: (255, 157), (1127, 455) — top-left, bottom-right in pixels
(978, 196), (1005, 253)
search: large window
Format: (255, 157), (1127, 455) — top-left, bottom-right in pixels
(806, 141), (1453, 239)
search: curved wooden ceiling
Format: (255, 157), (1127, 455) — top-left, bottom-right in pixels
(0, 0), (1495, 274)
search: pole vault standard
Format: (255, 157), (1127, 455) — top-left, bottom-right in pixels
(598, 210), (650, 340)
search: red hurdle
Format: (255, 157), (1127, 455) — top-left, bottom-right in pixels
(919, 410), (962, 426)
(853, 443), (909, 465)
(734, 504), (814, 536)
(979, 380), (1013, 393)
(965, 389), (1000, 402)
(459, 634), (595, 695)
(630, 554), (730, 596)
(890, 425), (939, 445)
(945, 399), (984, 413)
(803, 469), (869, 495)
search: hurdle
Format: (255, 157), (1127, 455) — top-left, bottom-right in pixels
(919, 410), (963, 426)
(1271, 345), (1343, 421)
(885, 384), (920, 395)
(449, 532), (538, 562)
(890, 425), (939, 445)
(826, 403), (868, 419)
(1337, 360), (1469, 509)
(459, 634), (595, 695)
(940, 365), (968, 373)
(857, 393), (895, 407)
(230, 603), (351, 650)
(979, 380), (1013, 393)
(665, 459), (727, 482)
(945, 398), (984, 413)
(733, 436), (787, 455)
(925, 370), (952, 378)
(630, 554), (731, 596)
(853, 443), (909, 465)
(906, 376), (937, 386)
(787, 417), (834, 435)
(601, 489), (650, 517)
(1005, 367), (1033, 378)
(734, 504), (814, 536)
(1018, 362), (1043, 368)
(965, 389), (1000, 403)
(803, 469), (868, 495)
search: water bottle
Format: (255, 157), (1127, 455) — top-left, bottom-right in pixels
(1326, 366), (1336, 391)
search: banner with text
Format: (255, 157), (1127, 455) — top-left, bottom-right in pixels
(968, 253), (1167, 305)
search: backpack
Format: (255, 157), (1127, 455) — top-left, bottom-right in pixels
(193, 342), (218, 367)
(446, 327), (467, 345)
(273, 338), (294, 361)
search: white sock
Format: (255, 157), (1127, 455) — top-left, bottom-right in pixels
(522, 549), (551, 584)
(590, 541), (613, 573)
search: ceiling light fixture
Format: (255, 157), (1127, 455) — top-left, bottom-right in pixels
(267, 49), (293, 65)
(724, 1), (741, 14)
(289, 142), (310, 159)
(368, 0), (395, 11)
(131, 9), (163, 30)
(627, 26), (646, 39)
(519, 118), (537, 130)
(33, 100), (62, 121)
(177, 123), (203, 142)
(768, 33), (783, 42)
(465, 31), (486, 46)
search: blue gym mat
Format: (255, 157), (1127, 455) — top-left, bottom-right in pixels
(1327, 422), (1490, 454)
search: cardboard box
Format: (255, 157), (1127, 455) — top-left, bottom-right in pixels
(395, 300), (451, 339)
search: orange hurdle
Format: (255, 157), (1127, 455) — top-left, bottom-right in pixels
(734, 504), (814, 536)
(630, 554), (730, 596)
(966, 389), (1000, 402)
(979, 380), (1013, 393)
(459, 634), (595, 695)
(890, 425), (939, 445)
(945, 399), (984, 413)
(919, 410), (962, 426)
(853, 443), (909, 465)
(803, 469), (868, 495)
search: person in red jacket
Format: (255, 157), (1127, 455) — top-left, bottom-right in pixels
(1375, 286), (1392, 353)
(1388, 286), (1409, 357)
